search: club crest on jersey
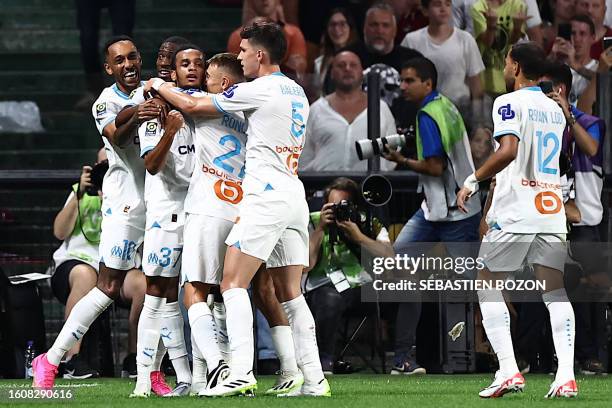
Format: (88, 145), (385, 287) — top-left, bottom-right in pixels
(223, 84), (238, 98)
(498, 104), (515, 121)
(145, 122), (158, 136)
(95, 102), (106, 116)
(129, 89), (138, 98)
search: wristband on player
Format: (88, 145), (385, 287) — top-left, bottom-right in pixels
(463, 173), (479, 196)
(150, 78), (166, 92)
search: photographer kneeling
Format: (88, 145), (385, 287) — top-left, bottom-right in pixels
(51, 148), (146, 378)
(305, 177), (394, 375)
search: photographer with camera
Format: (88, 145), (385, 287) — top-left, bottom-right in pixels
(381, 57), (480, 374)
(51, 147), (146, 380)
(304, 177), (394, 374)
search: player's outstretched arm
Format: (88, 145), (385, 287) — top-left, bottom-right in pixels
(457, 135), (518, 212)
(145, 78), (220, 117)
(143, 110), (184, 175)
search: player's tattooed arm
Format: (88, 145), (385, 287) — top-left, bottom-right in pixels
(143, 110), (184, 175)
(144, 78), (219, 117)
(113, 99), (167, 147)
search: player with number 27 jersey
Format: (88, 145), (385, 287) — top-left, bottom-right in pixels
(487, 87), (567, 234)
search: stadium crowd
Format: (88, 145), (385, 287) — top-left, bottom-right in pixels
(34, 0), (612, 400)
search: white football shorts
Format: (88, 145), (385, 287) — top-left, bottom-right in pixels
(225, 190), (309, 268)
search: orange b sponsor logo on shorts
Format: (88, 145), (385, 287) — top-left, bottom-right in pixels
(214, 179), (243, 204)
(534, 191), (562, 214)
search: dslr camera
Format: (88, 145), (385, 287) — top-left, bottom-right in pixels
(85, 160), (109, 196)
(355, 128), (415, 161)
(332, 200), (359, 223)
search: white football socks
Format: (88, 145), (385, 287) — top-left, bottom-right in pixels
(188, 302), (223, 368)
(478, 289), (519, 377)
(152, 338), (166, 372)
(270, 325), (299, 375)
(48, 287), (113, 366)
(191, 334), (207, 389)
(134, 295), (166, 392)
(161, 301), (191, 384)
(222, 288), (254, 376)
(543, 289), (575, 383)
(213, 301), (231, 363)
(282, 295), (324, 385)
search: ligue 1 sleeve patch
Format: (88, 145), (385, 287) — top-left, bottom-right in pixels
(95, 102), (107, 116)
(145, 122), (158, 136)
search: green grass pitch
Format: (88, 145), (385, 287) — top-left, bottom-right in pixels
(1, 375), (611, 407)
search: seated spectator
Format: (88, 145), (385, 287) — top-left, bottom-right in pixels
(471, 0), (530, 96)
(300, 50), (397, 172)
(349, 2), (423, 130)
(390, 0), (429, 44)
(314, 8), (361, 96)
(550, 14), (599, 105)
(401, 0), (485, 125)
(304, 177), (394, 374)
(470, 126), (494, 169)
(51, 148), (146, 379)
(542, 0), (577, 53)
(228, 0), (307, 79)
(576, 0), (612, 58)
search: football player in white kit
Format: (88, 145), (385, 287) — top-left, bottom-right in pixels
(177, 52), (303, 396)
(457, 42), (577, 398)
(130, 44), (214, 398)
(33, 36), (155, 389)
(146, 22), (329, 397)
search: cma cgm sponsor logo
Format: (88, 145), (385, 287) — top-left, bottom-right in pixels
(497, 104), (515, 121)
(223, 84), (238, 98)
(110, 240), (137, 261)
(178, 144), (195, 155)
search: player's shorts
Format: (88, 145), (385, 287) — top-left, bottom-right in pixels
(99, 218), (145, 270)
(181, 213), (233, 285)
(142, 226), (183, 278)
(225, 191), (309, 268)
(479, 229), (567, 273)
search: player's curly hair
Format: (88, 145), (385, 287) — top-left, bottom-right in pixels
(240, 21), (287, 65)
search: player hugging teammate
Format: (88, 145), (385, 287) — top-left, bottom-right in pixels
(34, 21), (330, 399)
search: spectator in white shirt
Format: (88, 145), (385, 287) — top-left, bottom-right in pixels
(300, 50), (396, 172)
(402, 0), (485, 125)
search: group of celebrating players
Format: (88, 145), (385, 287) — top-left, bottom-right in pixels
(30, 18), (578, 400)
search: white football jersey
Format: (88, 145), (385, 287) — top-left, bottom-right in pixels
(212, 72), (308, 195)
(139, 109), (195, 230)
(183, 91), (248, 222)
(92, 83), (146, 227)
(487, 86), (567, 233)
